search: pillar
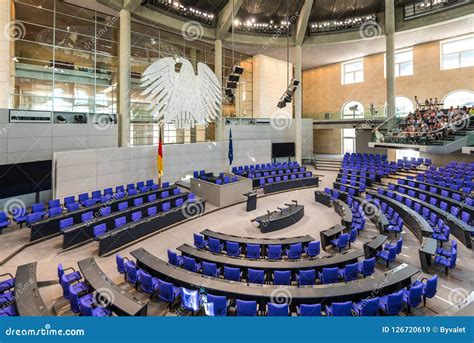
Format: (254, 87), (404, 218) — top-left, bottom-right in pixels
(385, 0), (396, 119)
(295, 45), (302, 164)
(119, 9), (131, 147)
(214, 39), (224, 142)
(0, 0), (12, 109)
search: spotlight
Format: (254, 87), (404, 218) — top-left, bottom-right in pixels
(291, 79), (300, 86)
(277, 100), (286, 108)
(283, 94), (292, 103)
(225, 89), (235, 96)
(227, 81), (237, 89)
(228, 74), (240, 82)
(232, 65), (244, 75)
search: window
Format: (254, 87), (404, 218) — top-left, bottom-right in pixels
(341, 101), (364, 119)
(384, 96), (415, 117)
(385, 48), (413, 77)
(443, 90), (474, 108)
(441, 35), (474, 70)
(341, 59), (364, 85)
(343, 129), (356, 154)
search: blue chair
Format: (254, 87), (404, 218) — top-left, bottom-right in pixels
(236, 299), (257, 316)
(297, 304), (322, 316)
(115, 253), (135, 276)
(183, 256), (201, 273)
(268, 303), (289, 316)
(403, 283), (424, 313)
(48, 199), (61, 209)
(358, 257), (375, 277)
(285, 243), (302, 259)
(326, 301), (352, 316)
(379, 290), (404, 315)
(318, 267), (338, 284)
(246, 244), (261, 259)
(100, 206), (111, 216)
(83, 199), (96, 207)
(48, 207), (62, 218)
(138, 270), (160, 297)
(202, 262), (221, 277)
(91, 190), (101, 201)
(305, 241), (320, 257)
(208, 237), (224, 253)
(412, 275), (438, 306)
(114, 216), (126, 229)
(167, 249), (184, 266)
(104, 188), (113, 197)
(181, 288), (203, 314)
(57, 263), (82, 284)
(223, 266), (242, 281)
(59, 217), (74, 231)
(206, 294), (228, 316)
(377, 245), (397, 267)
(65, 202), (80, 211)
(125, 264), (139, 285)
(133, 198), (143, 207)
(297, 269), (316, 286)
(158, 281), (182, 308)
(175, 198), (184, 207)
(331, 233), (349, 252)
(193, 233), (207, 249)
(273, 270), (291, 285)
(131, 211), (142, 222)
(79, 297), (111, 317)
(81, 211), (93, 223)
(226, 241), (241, 257)
(162, 202), (171, 211)
(436, 240), (457, 258)
(434, 250), (457, 275)
(338, 262), (359, 282)
(11, 207), (27, 228)
(31, 203), (46, 216)
(147, 206), (157, 217)
(148, 194), (157, 202)
(247, 269), (265, 284)
(353, 297), (379, 316)
(93, 223), (106, 238)
(348, 229), (357, 247)
(268, 244), (282, 260)
(118, 202), (128, 211)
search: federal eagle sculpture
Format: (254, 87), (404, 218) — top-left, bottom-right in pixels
(140, 57), (222, 129)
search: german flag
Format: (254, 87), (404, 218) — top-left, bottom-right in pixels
(157, 133), (163, 183)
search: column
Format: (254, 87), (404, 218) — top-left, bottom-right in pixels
(385, 0), (396, 119)
(118, 8), (131, 147)
(0, 0), (12, 109)
(295, 45), (302, 164)
(214, 39), (224, 142)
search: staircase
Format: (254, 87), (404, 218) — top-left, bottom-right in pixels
(313, 157), (342, 172)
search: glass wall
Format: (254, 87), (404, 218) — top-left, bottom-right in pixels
(12, 0), (118, 113)
(129, 20), (253, 146)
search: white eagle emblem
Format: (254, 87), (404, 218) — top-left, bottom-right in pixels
(140, 57), (222, 129)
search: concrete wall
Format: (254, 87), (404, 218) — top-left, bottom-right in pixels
(53, 140), (271, 199)
(0, 109), (117, 164)
(355, 130), (387, 155)
(313, 128), (342, 154)
(224, 119), (313, 159)
(302, 39), (474, 117)
(253, 54), (294, 118)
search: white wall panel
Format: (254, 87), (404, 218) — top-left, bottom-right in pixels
(54, 140), (271, 199)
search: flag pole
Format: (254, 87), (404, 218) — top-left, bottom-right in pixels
(158, 130), (163, 188)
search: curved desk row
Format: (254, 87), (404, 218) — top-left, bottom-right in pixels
(132, 248), (418, 305)
(78, 257), (148, 316)
(403, 179), (466, 198)
(333, 199), (352, 229)
(62, 192), (190, 249)
(338, 168), (382, 182)
(333, 182), (361, 197)
(263, 176), (319, 194)
(201, 229), (314, 247)
(248, 170), (309, 188)
(379, 189), (473, 249)
(30, 185), (176, 242)
(390, 182), (474, 217)
(367, 192), (434, 243)
(177, 243), (364, 273)
(337, 172), (373, 186)
(14, 262), (54, 316)
(97, 199), (206, 256)
(255, 204), (304, 233)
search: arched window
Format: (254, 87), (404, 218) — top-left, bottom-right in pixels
(341, 101), (364, 119)
(384, 96), (414, 117)
(443, 90), (474, 108)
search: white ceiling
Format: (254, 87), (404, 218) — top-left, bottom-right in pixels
(227, 15), (474, 70)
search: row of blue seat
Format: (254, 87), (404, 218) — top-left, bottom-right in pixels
(117, 254), (438, 316)
(232, 162), (300, 174)
(193, 234), (318, 259)
(247, 167), (306, 179)
(0, 272), (16, 316)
